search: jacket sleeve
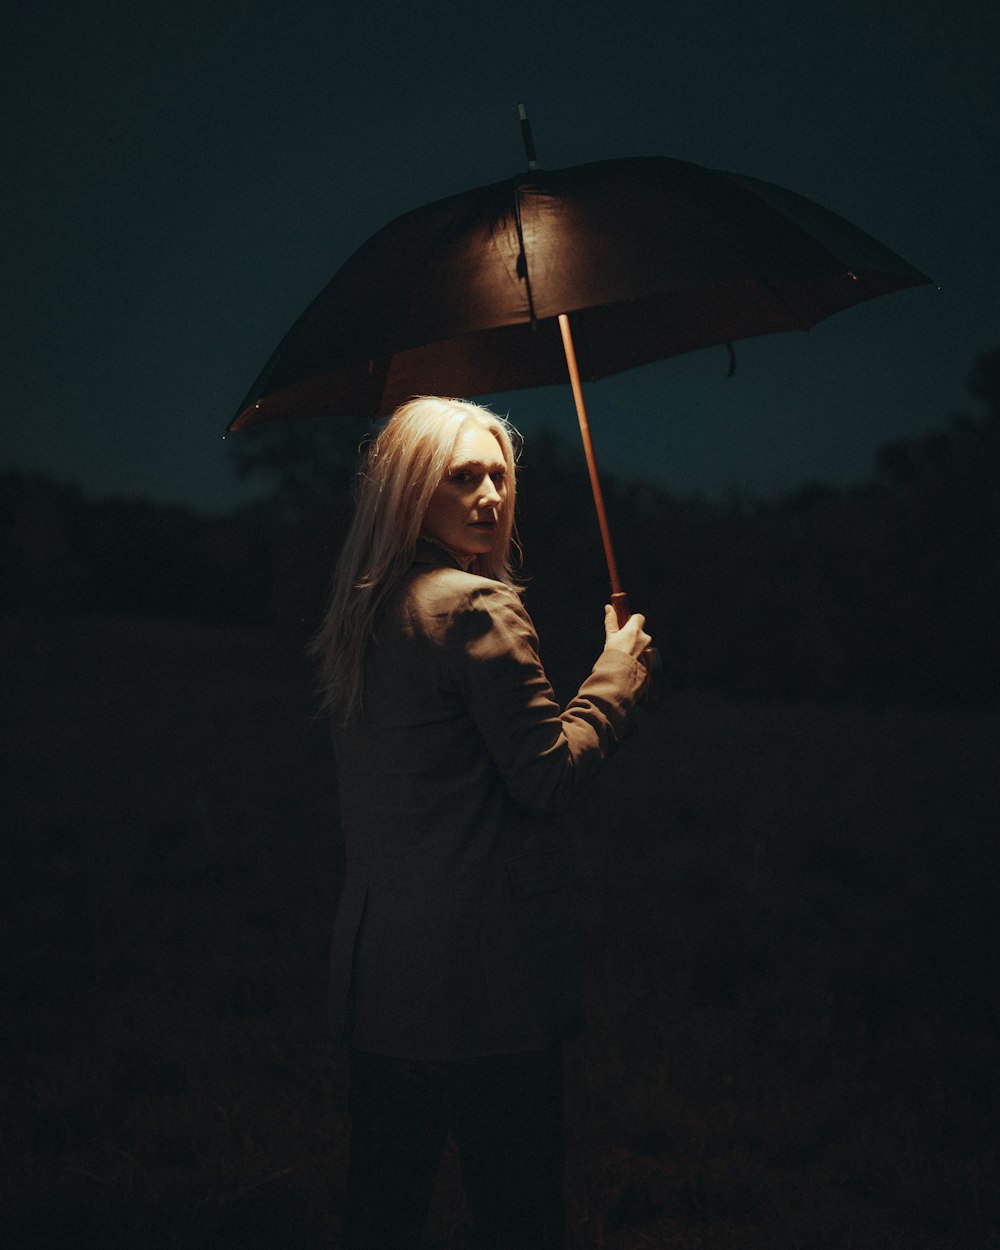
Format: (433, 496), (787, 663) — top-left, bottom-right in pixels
(446, 582), (646, 814)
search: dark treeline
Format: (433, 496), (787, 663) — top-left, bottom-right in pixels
(3, 348), (998, 707)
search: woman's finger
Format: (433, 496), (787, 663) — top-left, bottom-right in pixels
(604, 611), (652, 659)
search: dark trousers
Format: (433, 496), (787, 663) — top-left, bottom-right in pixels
(342, 1042), (565, 1250)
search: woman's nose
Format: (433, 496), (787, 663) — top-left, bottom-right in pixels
(479, 478), (501, 506)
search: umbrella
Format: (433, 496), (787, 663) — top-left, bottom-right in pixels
(230, 125), (931, 620)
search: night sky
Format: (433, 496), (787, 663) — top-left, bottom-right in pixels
(5, 0), (997, 513)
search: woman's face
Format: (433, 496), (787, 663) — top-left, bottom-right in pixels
(422, 424), (508, 559)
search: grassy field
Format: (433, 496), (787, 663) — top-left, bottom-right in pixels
(1, 610), (997, 1248)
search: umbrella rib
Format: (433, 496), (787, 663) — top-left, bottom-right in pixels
(513, 184), (539, 327)
(756, 276), (812, 331)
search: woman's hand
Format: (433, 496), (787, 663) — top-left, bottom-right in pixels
(603, 604), (652, 661)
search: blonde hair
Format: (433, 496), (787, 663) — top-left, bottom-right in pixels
(312, 396), (520, 723)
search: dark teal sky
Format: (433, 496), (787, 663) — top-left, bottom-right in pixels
(4, 0), (997, 511)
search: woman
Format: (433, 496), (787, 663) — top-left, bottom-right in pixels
(314, 396), (652, 1249)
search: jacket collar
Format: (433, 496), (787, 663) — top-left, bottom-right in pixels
(413, 536), (468, 571)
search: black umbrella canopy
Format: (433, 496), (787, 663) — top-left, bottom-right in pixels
(230, 155), (931, 431)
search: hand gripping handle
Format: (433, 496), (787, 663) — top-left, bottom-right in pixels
(611, 592), (664, 712)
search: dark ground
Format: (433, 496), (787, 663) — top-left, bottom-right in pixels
(2, 609), (998, 1248)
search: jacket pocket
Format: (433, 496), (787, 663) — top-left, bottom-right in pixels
(506, 850), (568, 899)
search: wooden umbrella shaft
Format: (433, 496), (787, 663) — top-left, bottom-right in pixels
(557, 312), (628, 617)
(557, 312), (665, 709)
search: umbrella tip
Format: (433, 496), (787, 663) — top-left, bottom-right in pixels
(517, 102), (538, 170)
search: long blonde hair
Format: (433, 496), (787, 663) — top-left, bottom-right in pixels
(312, 396), (520, 723)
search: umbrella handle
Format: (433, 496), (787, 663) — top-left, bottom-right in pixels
(612, 591), (665, 712)
(610, 591), (631, 629)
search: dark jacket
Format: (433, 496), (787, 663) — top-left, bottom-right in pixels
(329, 540), (645, 1059)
